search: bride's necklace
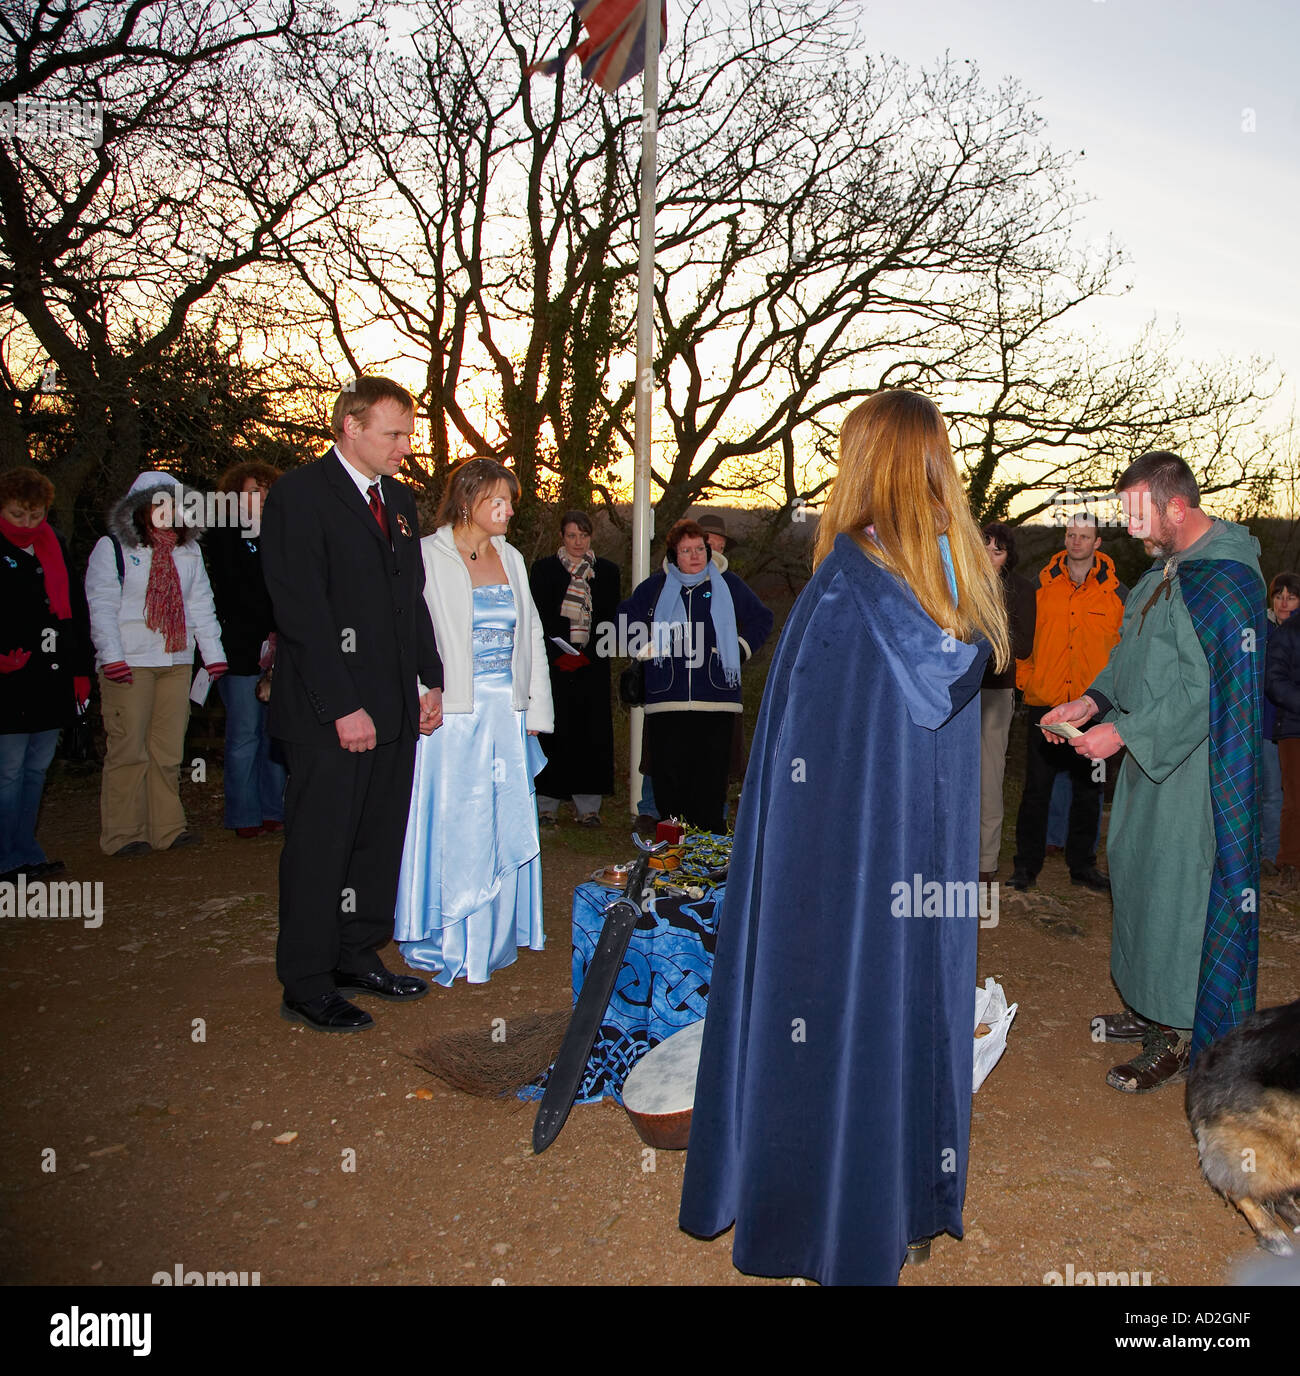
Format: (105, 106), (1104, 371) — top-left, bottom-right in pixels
(457, 533), (486, 562)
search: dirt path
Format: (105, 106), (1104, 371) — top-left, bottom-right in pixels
(2, 762), (1297, 1289)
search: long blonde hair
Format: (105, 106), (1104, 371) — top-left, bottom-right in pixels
(813, 391), (1009, 672)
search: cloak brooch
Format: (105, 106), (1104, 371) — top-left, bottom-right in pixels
(1137, 558), (1176, 634)
(396, 513), (412, 538)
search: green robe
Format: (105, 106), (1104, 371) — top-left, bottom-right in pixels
(1087, 520), (1262, 1029)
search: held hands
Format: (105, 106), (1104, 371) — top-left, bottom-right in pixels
(74, 676), (91, 709)
(0, 648), (31, 673)
(418, 687), (443, 735)
(336, 707), (377, 752)
(205, 661), (228, 682)
(554, 652), (590, 672)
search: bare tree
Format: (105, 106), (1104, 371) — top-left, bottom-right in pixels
(0, 0), (366, 524)
(278, 0), (1278, 558)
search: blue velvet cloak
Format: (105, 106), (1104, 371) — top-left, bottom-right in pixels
(678, 533), (989, 1286)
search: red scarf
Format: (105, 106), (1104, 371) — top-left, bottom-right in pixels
(144, 527), (187, 652)
(0, 517), (71, 620)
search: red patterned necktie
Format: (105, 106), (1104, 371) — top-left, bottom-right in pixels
(367, 482), (390, 540)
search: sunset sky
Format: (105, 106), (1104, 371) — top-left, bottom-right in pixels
(861, 0), (1298, 422)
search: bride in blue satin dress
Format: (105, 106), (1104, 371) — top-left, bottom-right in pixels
(395, 459), (554, 984)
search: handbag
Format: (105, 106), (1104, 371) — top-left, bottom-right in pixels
(618, 658), (645, 707)
(62, 702), (98, 764)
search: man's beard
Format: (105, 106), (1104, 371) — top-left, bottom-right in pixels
(1142, 514), (1177, 558)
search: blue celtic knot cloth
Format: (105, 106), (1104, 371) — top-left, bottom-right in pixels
(520, 878), (722, 1105)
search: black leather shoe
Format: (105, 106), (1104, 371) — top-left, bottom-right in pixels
(1093, 1008), (1150, 1042)
(332, 967), (429, 1002)
(1007, 869), (1034, 891)
(280, 990), (374, 1032)
(1070, 866), (1111, 893)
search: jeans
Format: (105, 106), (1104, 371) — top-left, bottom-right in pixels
(1046, 770), (1103, 851)
(637, 772), (660, 820)
(219, 674), (286, 829)
(0, 729), (60, 872)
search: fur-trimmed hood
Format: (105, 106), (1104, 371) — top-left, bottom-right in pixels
(108, 471), (204, 549)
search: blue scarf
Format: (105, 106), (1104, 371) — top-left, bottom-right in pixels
(652, 560), (741, 686)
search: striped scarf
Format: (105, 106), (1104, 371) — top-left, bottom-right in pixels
(1178, 557), (1264, 1061)
(556, 547), (595, 647)
(144, 527), (187, 653)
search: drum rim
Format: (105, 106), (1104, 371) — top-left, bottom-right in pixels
(621, 1019), (706, 1116)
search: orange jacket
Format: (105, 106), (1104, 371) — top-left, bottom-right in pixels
(1016, 550), (1127, 707)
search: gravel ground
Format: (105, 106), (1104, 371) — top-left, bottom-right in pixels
(3, 754), (1298, 1290)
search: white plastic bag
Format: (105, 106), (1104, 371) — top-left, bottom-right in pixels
(973, 977), (1017, 1093)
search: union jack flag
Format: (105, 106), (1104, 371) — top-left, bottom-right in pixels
(531, 0), (668, 93)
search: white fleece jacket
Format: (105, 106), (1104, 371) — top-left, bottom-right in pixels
(84, 473), (225, 670)
(419, 525), (554, 733)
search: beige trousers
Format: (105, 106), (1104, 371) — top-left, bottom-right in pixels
(979, 687), (1016, 873)
(99, 665), (192, 854)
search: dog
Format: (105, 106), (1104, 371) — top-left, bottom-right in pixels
(1186, 998), (1300, 1256)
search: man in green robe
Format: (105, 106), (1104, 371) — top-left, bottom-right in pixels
(1042, 452), (1263, 1093)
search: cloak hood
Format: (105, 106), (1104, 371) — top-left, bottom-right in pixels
(833, 533), (986, 730)
(107, 471), (203, 549)
(1178, 517), (1261, 568)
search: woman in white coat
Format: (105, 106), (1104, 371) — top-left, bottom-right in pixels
(85, 471), (227, 855)
(395, 458), (553, 984)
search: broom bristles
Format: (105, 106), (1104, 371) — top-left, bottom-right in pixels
(410, 1008), (573, 1098)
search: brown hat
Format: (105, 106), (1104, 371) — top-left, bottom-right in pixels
(696, 513), (732, 549)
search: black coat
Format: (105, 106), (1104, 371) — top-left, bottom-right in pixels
(0, 528), (93, 733)
(529, 553), (620, 797)
(982, 569), (1037, 690)
(260, 450), (442, 746)
(1265, 612), (1300, 741)
(205, 525), (276, 676)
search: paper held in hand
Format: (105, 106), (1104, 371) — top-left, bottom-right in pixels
(190, 667), (212, 706)
(1039, 719), (1082, 740)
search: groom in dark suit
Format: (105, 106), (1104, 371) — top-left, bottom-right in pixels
(261, 376), (444, 1031)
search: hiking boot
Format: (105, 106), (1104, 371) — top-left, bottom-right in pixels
(1106, 1025), (1189, 1094)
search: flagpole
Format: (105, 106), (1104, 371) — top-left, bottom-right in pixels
(629, 0), (659, 818)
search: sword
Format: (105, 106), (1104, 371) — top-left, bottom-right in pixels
(532, 834), (668, 1154)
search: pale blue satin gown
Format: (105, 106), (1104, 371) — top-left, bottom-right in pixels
(395, 584), (545, 983)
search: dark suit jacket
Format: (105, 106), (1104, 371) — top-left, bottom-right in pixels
(260, 448), (442, 746)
